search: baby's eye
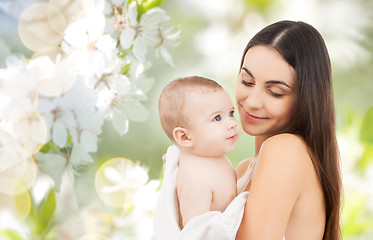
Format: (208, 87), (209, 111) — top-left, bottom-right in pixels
(229, 111), (234, 117)
(213, 115), (222, 121)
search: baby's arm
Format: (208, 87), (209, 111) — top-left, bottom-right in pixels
(177, 165), (212, 227)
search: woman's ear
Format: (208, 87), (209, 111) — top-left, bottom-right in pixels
(173, 127), (193, 148)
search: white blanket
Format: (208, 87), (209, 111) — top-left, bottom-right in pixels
(152, 145), (249, 240)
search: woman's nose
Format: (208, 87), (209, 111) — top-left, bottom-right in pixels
(245, 87), (263, 109)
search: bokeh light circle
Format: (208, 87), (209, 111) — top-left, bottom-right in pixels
(47, 2), (67, 35)
(0, 155), (37, 195)
(37, 57), (77, 97)
(0, 185), (31, 221)
(13, 111), (48, 155)
(95, 158), (139, 208)
(49, 0), (83, 26)
(18, 2), (65, 52)
(32, 46), (64, 62)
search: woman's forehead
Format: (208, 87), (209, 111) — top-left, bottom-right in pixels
(242, 45), (296, 85)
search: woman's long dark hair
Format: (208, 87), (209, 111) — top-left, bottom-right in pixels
(240, 21), (342, 239)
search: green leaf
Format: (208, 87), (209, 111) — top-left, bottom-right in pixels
(360, 107), (373, 144)
(345, 106), (362, 127)
(357, 144), (373, 175)
(0, 229), (24, 240)
(34, 152), (66, 191)
(136, 0), (165, 20)
(357, 107), (373, 175)
(66, 134), (72, 145)
(121, 63), (131, 75)
(14, 189), (31, 220)
(144, 0), (165, 10)
(118, 51), (128, 59)
(341, 192), (373, 236)
(136, 3), (146, 21)
(39, 143), (51, 153)
(39, 140), (60, 154)
(245, 0), (275, 11)
(35, 188), (56, 235)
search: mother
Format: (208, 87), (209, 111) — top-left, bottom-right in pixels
(234, 20), (342, 239)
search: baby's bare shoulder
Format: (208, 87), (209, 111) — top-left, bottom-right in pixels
(177, 158), (212, 187)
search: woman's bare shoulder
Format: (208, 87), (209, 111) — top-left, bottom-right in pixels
(257, 133), (313, 185)
(261, 133), (310, 160)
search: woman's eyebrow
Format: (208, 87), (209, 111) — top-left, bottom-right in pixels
(241, 67), (254, 79)
(266, 80), (291, 89)
(242, 67), (292, 89)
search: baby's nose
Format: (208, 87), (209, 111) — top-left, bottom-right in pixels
(228, 118), (238, 129)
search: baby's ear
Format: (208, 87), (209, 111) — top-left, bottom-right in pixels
(173, 127), (193, 148)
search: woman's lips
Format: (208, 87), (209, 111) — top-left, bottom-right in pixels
(244, 111), (269, 123)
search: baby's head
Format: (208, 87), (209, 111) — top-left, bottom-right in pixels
(158, 76), (241, 157)
(158, 76), (222, 140)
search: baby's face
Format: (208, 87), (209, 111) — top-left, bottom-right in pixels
(185, 89), (241, 157)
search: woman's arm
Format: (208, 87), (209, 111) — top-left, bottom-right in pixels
(236, 134), (311, 239)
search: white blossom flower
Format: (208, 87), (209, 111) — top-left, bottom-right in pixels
(103, 90), (149, 136)
(102, 162), (148, 194)
(155, 26), (181, 67)
(27, 55), (77, 97)
(38, 80), (104, 166)
(62, 7), (118, 78)
(132, 180), (161, 239)
(95, 158), (149, 210)
(0, 138), (29, 171)
(95, 59), (149, 136)
(38, 96), (75, 148)
(0, 1), (180, 238)
(125, 56), (154, 93)
(104, 0), (129, 34)
(0, 56), (38, 115)
(120, 1), (169, 62)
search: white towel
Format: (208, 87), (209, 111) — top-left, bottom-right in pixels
(152, 145), (249, 240)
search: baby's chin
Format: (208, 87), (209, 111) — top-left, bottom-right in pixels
(192, 149), (234, 159)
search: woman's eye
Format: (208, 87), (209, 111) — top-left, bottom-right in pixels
(241, 79), (254, 87)
(213, 115), (222, 121)
(269, 90), (283, 98)
(229, 111), (234, 117)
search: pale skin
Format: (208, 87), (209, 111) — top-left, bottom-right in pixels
(235, 46), (325, 239)
(161, 46), (326, 238)
(171, 89), (241, 228)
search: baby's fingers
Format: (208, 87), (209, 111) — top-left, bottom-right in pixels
(162, 153), (167, 172)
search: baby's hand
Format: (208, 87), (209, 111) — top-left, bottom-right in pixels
(162, 153), (167, 172)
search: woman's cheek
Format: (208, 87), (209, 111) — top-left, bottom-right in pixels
(235, 86), (249, 103)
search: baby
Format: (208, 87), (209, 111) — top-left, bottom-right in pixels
(158, 76), (241, 228)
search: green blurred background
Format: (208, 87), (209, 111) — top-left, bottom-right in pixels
(97, 0), (373, 238)
(96, 0), (373, 177)
(1, 0), (373, 238)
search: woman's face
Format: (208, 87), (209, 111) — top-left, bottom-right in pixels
(236, 45), (297, 138)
